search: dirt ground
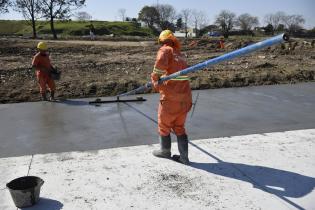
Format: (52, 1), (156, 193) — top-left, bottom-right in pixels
(0, 37), (314, 103)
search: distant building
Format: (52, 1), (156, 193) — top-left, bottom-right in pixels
(254, 27), (265, 32)
(174, 28), (196, 38)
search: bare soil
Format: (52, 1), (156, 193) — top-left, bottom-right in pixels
(0, 37), (314, 103)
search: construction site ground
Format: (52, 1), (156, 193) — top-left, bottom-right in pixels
(0, 36), (314, 103)
(0, 82), (315, 210)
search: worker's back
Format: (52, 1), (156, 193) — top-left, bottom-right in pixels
(155, 44), (192, 103)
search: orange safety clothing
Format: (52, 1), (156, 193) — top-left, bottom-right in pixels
(219, 40), (225, 49)
(151, 44), (192, 136)
(158, 100), (191, 136)
(32, 52), (55, 94)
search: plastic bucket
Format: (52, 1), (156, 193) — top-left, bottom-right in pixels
(6, 176), (44, 208)
(51, 71), (61, 80)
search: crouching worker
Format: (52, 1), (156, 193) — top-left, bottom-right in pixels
(151, 30), (192, 165)
(32, 42), (56, 101)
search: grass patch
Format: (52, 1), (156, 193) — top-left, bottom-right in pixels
(0, 20), (154, 37)
(0, 20), (30, 35)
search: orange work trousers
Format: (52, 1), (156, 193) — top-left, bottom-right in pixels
(36, 71), (55, 94)
(158, 100), (192, 136)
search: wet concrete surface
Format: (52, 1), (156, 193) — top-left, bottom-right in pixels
(0, 82), (314, 158)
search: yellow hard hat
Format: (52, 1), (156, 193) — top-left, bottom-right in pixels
(37, 42), (48, 51)
(158, 30), (174, 43)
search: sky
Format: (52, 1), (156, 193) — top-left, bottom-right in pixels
(1, 0), (314, 29)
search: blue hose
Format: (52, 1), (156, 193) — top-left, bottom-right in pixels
(118, 33), (288, 97)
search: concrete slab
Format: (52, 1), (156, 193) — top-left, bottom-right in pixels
(0, 82), (314, 158)
(0, 129), (314, 210)
(0, 99), (157, 158)
(133, 82), (315, 139)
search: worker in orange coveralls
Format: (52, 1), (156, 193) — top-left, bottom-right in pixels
(32, 42), (56, 101)
(151, 30), (192, 165)
(219, 36), (225, 49)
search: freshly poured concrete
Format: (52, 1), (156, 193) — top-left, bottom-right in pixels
(0, 82), (314, 158)
(0, 83), (315, 210)
(1, 129), (314, 210)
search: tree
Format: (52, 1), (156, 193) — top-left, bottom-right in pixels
(14, 0), (41, 38)
(40, 0), (86, 39)
(180, 9), (191, 38)
(155, 4), (176, 30)
(236, 13), (259, 31)
(264, 11), (286, 34)
(215, 10), (236, 38)
(118, 8), (126, 22)
(161, 21), (176, 32)
(264, 23), (274, 35)
(283, 14), (305, 33)
(176, 17), (182, 30)
(138, 6), (159, 29)
(192, 10), (208, 37)
(0, 0), (11, 13)
(75, 11), (92, 21)
(276, 24), (285, 32)
(131, 18), (137, 22)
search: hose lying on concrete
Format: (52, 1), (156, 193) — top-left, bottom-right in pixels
(118, 33), (289, 97)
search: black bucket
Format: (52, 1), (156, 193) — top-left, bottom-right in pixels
(6, 176), (44, 208)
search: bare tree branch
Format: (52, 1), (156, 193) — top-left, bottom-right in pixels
(236, 13), (259, 31)
(14, 0), (41, 38)
(0, 0), (11, 13)
(155, 4), (176, 30)
(118, 8), (126, 21)
(181, 9), (192, 38)
(191, 10), (208, 37)
(215, 10), (236, 38)
(74, 11), (92, 21)
(40, 0), (86, 39)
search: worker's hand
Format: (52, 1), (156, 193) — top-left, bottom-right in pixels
(145, 83), (152, 88)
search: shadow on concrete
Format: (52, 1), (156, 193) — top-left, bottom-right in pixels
(191, 161), (315, 198)
(21, 198), (63, 210)
(188, 141), (314, 210)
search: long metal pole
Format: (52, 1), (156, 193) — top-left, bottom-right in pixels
(118, 33), (288, 97)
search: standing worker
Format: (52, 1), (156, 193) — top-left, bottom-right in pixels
(151, 30), (192, 165)
(89, 22), (96, 40)
(219, 36), (225, 49)
(32, 42), (56, 101)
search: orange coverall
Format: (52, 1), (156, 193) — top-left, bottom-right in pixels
(32, 52), (55, 94)
(151, 44), (192, 137)
(219, 40), (225, 49)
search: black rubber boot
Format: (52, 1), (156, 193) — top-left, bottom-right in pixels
(41, 93), (47, 101)
(172, 134), (190, 165)
(50, 91), (55, 101)
(153, 135), (171, 158)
